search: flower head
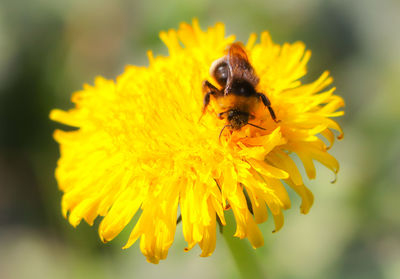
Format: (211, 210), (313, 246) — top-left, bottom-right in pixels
(50, 19), (344, 263)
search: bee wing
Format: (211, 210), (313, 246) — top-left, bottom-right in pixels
(228, 43), (249, 63)
(225, 43), (259, 94)
(227, 43), (250, 76)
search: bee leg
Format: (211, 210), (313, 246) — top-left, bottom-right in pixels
(257, 93), (279, 122)
(203, 92), (212, 114)
(202, 80), (220, 114)
(218, 110), (230, 119)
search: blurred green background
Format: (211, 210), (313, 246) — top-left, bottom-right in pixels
(1, 0), (399, 278)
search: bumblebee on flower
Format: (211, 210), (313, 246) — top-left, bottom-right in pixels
(50, 19), (344, 264)
(202, 42), (279, 141)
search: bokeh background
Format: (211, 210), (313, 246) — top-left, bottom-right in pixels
(1, 0), (399, 278)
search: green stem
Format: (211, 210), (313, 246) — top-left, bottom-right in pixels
(223, 212), (265, 279)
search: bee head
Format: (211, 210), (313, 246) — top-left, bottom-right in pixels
(218, 109), (266, 142)
(227, 109), (249, 130)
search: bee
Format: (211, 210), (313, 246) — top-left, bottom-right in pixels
(202, 43), (278, 139)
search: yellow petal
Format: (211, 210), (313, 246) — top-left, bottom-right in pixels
(249, 158), (289, 179)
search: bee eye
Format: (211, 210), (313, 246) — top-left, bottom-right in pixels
(213, 62), (228, 86)
(227, 110), (235, 118)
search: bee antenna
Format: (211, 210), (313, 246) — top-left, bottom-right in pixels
(219, 125), (232, 143)
(247, 123), (266, 130)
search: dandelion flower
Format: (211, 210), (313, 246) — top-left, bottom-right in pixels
(50, 19), (344, 264)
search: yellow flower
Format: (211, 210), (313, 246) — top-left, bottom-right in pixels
(50, 19), (344, 264)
